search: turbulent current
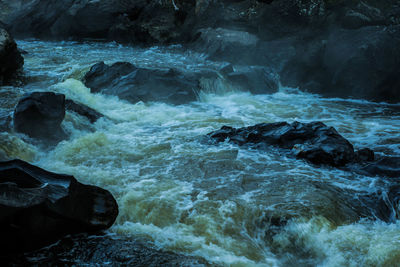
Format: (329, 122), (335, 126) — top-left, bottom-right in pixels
(1, 40), (400, 266)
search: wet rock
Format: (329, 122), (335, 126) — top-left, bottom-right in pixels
(2, 234), (210, 266)
(84, 61), (217, 105)
(207, 121), (356, 167)
(65, 99), (103, 123)
(222, 65), (279, 94)
(191, 28), (259, 63)
(13, 92), (67, 141)
(360, 156), (400, 178)
(0, 26), (23, 85)
(0, 159), (118, 253)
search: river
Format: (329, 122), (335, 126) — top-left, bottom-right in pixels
(1, 40), (400, 266)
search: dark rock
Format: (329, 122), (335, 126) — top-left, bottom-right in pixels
(360, 156), (400, 178)
(0, 159), (118, 253)
(0, 26), (23, 85)
(13, 92), (67, 141)
(222, 65), (279, 94)
(281, 25), (400, 103)
(191, 28), (260, 64)
(207, 121), (356, 167)
(65, 99), (103, 123)
(355, 148), (375, 162)
(2, 234), (210, 266)
(84, 61), (217, 105)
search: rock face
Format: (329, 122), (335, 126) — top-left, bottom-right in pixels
(0, 26), (23, 85)
(2, 0), (400, 103)
(13, 92), (67, 141)
(208, 121), (356, 167)
(0, 159), (118, 253)
(84, 61), (217, 105)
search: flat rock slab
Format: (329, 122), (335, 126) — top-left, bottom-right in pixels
(2, 234), (211, 267)
(0, 159), (118, 253)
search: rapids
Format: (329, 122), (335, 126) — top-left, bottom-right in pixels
(1, 40), (400, 266)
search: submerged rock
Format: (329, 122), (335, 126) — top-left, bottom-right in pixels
(0, 26), (23, 85)
(83, 61), (217, 105)
(3, 234), (210, 266)
(208, 121), (356, 167)
(13, 92), (67, 141)
(0, 159), (118, 254)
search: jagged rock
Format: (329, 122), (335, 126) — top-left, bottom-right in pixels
(13, 92), (67, 141)
(207, 121), (356, 167)
(65, 99), (103, 123)
(0, 159), (118, 253)
(0, 26), (23, 85)
(83, 61), (217, 105)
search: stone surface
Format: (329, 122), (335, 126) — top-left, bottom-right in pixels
(65, 99), (103, 123)
(0, 26), (23, 85)
(2, 234), (210, 266)
(207, 121), (356, 167)
(0, 159), (118, 253)
(13, 92), (67, 141)
(84, 61), (218, 105)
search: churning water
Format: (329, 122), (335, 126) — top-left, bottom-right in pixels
(1, 40), (400, 266)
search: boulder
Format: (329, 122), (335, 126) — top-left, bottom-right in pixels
(0, 26), (23, 85)
(0, 159), (118, 253)
(65, 99), (103, 123)
(207, 121), (356, 167)
(13, 92), (67, 141)
(83, 61), (217, 105)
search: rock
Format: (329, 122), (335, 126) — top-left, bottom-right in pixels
(65, 99), (103, 123)
(2, 234), (208, 266)
(83, 61), (217, 105)
(0, 26), (23, 85)
(222, 65), (279, 94)
(13, 92), (67, 141)
(360, 156), (400, 178)
(207, 121), (356, 167)
(0, 159), (118, 253)
(191, 28), (259, 63)
(281, 25), (400, 103)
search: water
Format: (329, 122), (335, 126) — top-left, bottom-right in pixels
(1, 40), (400, 266)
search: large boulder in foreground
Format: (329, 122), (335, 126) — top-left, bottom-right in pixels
(0, 159), (118, 253)
(13, 92), (67, 141)
(84, 62), (217, 105)
(0, 26), (23, 85)
(207, 121), (356, 167)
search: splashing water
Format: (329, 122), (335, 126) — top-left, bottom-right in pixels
(1, 40), (399, 266)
